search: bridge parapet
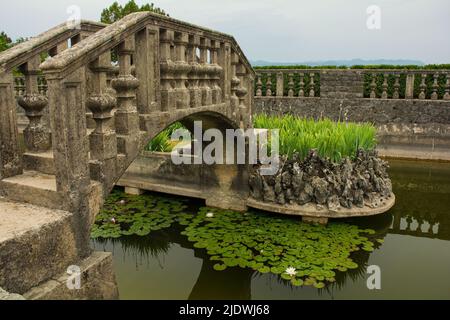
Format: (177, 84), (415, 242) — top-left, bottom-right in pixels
(0, 21), (104, 180)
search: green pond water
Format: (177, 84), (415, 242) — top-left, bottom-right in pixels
(91, 159), (450, 300)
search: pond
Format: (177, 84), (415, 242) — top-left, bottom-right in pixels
(91, 159), (450, 300)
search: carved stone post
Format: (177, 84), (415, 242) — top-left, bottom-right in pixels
(230, 52), (240, 119)
(309, 73), (315, 97)
(431, 73), (439, 100)
(174, 32), (190, 109)
(17, 55), (51, 152)
(393, 74), (400, 99)
(236, 64), (248, 129)
(419, 74), (427, 99)
(288, 73), (294, 97)
(44, 66), (91, 257)
(298, 73), (305, 97)
(210, 40), (223, 104)
(159, 29), (175, 111)
(370, 74), (377, 98)
(405, 73), (415, 99)
(265, 73), (272, 96)
(381, 74), (388, 99)
(135, 26), (160, 113)
(0, 72), (22, 178)
(444, 74), (450, 100)
(199, 38), (212, 106)
(276, 72), (284, 96)
(187, 35), (202, 108)
(111, 37), (140, 157)
(255, 75), (262, 96)
(86, 52), (118, 195)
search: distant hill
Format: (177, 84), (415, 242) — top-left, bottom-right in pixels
(250, 59), (425, 67)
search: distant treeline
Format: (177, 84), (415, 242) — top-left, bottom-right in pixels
(254, 64), (450, 70)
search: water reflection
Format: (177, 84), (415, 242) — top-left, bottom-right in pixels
(92, 160), (450, 300)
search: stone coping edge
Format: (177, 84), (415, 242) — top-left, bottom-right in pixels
(246, 193), (395, 219)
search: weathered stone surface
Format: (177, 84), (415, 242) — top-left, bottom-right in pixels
(249, 149), (393, 213)
(0, 198), (78, 294)
(23, 252), (118, 300)
(0, 287), (25, 300)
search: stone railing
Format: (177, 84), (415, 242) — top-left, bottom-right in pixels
(38, 12), (253, 209)
(0, 21), (104, 178)
(255, 69), (321, 97)
(254, 68), (450, 100)
(362, 70), (450, 100)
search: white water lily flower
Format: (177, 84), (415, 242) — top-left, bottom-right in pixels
(206, 212), (215, 218)
(285, 267), (297, 277)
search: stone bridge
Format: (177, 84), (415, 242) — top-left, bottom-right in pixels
(0, 12), (254, 299)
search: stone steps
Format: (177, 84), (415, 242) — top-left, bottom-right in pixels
(0, 170), (65, 210)
(0, 197), (78, 294)
(23, 151), (55, 175)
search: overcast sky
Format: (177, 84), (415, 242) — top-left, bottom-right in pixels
(1, 0), (449, 63)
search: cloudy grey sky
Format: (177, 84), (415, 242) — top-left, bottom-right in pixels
(1, 0), (449, 63)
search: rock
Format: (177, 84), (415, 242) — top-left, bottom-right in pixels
(274, 175), (283, 195)
(298, 191), (311, 205)
(311, 177), (329, 205)
(327, 195), (341, 211)
(250, 149), (393, 210)
(249, 171), (263, 200)
(276, 192), (286, 205)
(262, 180), (276, 203)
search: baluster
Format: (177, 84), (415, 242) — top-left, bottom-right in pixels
(17, 55), (51, 152)
(431, 73), (439, 100)
(381, 73), (388, 99)
(370, 74), (377, 98)
(255, 74), (262, 96)
(444, 74), (450, 100)
(298, 73), (305, 97)
(210, 40), (223, 104)
(111, 36), (140, 156)
(405, 73), (415, 99)
(187, 35), (202, 108)
(230, 52), (240, 119)
(86, 52), (118, 193)
(159, 29), (175, 111)
(288, 73), (294, 97)
(174, 32), (190, 109)
(276, 72), (284, 96)
(236, 64), (248, 129)
(419, 74), (427, 99)
(265, 73), (272, 96)
(393, 74), (400, 99)
(309, 73), (315, 97)
(199, 38), (212, 106)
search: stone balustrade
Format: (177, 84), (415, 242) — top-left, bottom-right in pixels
(362, 70), (450, 100)
(255, 69), (321, 97)
(254, 68), (450, 100)
(0, 21), (104, 179)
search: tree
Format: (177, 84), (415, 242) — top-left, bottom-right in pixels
(0, 31), (12, 52)
(101, 1), (167, 24)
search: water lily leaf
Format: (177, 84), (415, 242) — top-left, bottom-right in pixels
(213, 264), (227, 271)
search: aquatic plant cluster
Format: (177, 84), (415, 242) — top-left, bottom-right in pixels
(254, 115), (377, 162)
(249, 149), (393, 210)
(92, 190), (381, 288)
